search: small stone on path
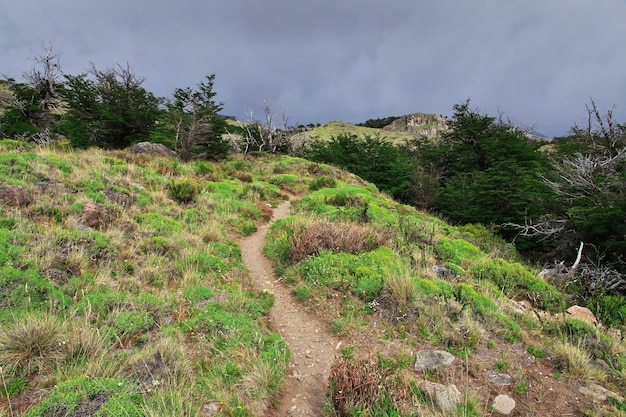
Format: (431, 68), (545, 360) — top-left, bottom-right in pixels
(488, 370), (513, 385)
(492, 394), (516, 415)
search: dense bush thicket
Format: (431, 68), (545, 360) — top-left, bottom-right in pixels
(303, 133), (416, 201)
(356, 116), (400, 129)
(304, 100), (626, 299)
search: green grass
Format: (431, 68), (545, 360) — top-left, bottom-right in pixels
(0, 145), (623, 417)
(290, 120), (417, 145)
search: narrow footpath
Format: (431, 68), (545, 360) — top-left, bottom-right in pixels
(240, 199), (338, 416)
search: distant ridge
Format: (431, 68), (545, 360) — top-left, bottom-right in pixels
(382, 112), (449, 137)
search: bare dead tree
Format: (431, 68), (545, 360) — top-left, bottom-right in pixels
(506, 101), (626, 294)
(22, 42), (62, 110)
(240, 98), (291, 153)
(504, 217), (568, 241)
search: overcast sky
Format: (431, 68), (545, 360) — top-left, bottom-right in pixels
(2, 0), (625, 138)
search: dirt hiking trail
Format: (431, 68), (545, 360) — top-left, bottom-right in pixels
(240, 199), (339, 416)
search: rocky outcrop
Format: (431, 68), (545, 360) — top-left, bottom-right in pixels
(80, 202), (112, 229)
(579, 383), (624, 403)
(36, 181), (66, 194)
(566, 305), (598, 326)
(0, 184), (33, 206)
(418, 381), (461, 412)
(383, 113), (449, 137)
(414, 350), (456, 371)
(103, 189), (134, 208)
(132, 142), (177, 157)
(488, 371), (513, 385)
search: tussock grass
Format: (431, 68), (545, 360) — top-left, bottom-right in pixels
(237, 360), (283, 414)
(380, 270), (416, 317)
(0, 313), (68, 374)
(141, 391), (199, 417)
(552, 340), (606, 382)
(288, 217), (390, 262)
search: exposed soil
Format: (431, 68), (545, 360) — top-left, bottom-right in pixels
(240, 199), (339, 416)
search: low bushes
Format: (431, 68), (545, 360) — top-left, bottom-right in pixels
(470, 258), (565, 313)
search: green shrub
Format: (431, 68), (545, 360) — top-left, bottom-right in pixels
(182, 251), (225, 274)
(23, 377), (142, 417)
(140, 235), (171, 255)
(168, 178), (199, 203)
(0, 227), (24, 265)
(73, 286), (126, 319)
(194, 160), (215, 176)
(0, 153), (37, 184)
(293, 283), (311, 302)
(134, 212), (183, 234)
(0, 266), (70, 313)
(112, 310), (155, 335)
(455, 283), (520, 341)
(300, 246), (401, 301)
(414, 277), (454, 298)
(270, 173), (299, 186)
(183, 286), (214, 304)
(588, 294), (626, 327)
(434, 238), (484, 265)
(527, 346), (546, 358)
(309, 175), (337, 191)
(470, 258), (564, 312)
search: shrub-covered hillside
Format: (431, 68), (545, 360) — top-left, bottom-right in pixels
(0, 140), (624, 416)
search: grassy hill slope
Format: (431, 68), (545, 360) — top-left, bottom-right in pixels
(0, 140), (624, 416)
(289, 120), (418, 147)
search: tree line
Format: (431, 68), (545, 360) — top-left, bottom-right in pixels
(0, 45), (291, 161)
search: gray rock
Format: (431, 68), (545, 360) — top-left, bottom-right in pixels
(103, 189), (134, 208)
(579, 383), (625, 403)
(432, 264), (458, 280)
(414, 350), (456, 371)
(36, 181), (66, 194)
(200, 402), (220, 416)
(488, 370), (513, 385)
(492, 394), (516, 415)
(132, 142), (177, 157)
(419, 381), (461, 412)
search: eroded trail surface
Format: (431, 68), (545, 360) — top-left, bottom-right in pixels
(240, 200), (338, 416)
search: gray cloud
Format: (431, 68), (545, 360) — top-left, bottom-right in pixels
(1, 0), (625, 137)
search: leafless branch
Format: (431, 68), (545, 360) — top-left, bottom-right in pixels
(22, 41), (62, 110)
(503, 217), (567, 240)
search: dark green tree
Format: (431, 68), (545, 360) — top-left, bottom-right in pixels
(160, 75), (230, 161)
(0, 43), (63, 141)
(59, 63), (160, 148)
(0, 81), (40, 138)
(417, 101), (554, 241)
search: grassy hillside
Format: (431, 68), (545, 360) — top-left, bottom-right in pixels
(0, 140), (624, 416)
(289, 120), (418, 146)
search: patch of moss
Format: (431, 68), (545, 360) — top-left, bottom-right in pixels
(434, 237), (484, 265)
(470, 258), (564, 313)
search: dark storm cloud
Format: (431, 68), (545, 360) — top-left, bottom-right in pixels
(1, 0), (625, 137)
